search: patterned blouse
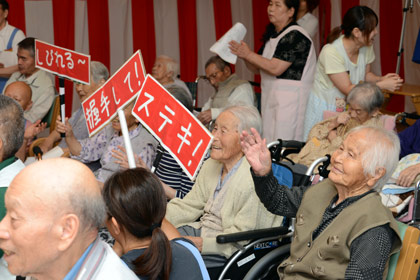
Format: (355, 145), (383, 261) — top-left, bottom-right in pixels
(72, 124), (157, 182)
(259, 22), (311, 80)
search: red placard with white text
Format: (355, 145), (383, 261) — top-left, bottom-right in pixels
(35, 40), (90, 84)
(82, 50), (146, 136)
(132, 75), (213, 180)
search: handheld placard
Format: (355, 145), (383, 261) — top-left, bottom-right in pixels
(117, 109), (136, 169)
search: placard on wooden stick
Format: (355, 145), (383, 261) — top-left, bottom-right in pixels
(81, 50), (146, 136)
(35, 39), (90, 84)
(132, 74), (213, 180)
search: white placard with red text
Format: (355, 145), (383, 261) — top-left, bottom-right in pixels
(132, 75), (213, 180)
(35, 39), (91, 84)
(82, 50), (146, 136)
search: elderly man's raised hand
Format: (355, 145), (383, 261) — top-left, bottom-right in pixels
(240, 128), (271, 176)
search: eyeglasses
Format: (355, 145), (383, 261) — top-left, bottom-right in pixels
(205, 70), (222, 82)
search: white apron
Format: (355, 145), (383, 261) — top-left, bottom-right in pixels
(303, 35), (368, 139)
(261, 25), (316, 142)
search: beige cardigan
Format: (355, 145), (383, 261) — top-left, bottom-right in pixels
(166, 157), (283, 258)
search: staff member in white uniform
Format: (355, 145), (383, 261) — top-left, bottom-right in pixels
(303, 6), (403, 140)
(230, 0), (316, 142)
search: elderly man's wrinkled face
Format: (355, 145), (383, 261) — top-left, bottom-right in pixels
(205, 63), (230, 90)
(17, 48), (36, 77)
(329, 131), (371, 189)
(211, 111), (243, 165)
(0, 177), (60, 277)
(152, 57), (170, 83)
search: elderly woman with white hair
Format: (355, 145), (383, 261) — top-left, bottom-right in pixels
(241, 125), (402, 279)
(165, 105), (282, 275)
(288, 82), (386, 167)
(151, 55), (192, 98)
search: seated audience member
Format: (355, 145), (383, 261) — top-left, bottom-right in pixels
(0, 94), (25, 203)
(165, 105), (282, 272)
(3, 37), (55, 123)
(57, 101), (158, 182)
(103, 168), (209, 279)
(4, 81), (46, 161)
(288, 82), (385, 167)
(113, 85), (195, 199)
(241, 126), (401, 278)
(38, 61), (109, 155)
(152, 54), (192, 98)
(197, 56), (255, 125)
(382, 119), (420, 188)
(0, 158), (138, 279)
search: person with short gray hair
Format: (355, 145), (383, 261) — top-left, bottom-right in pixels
(0, 158), (138, 279)
(197, 56), (256, 125)
(347, 82), (384, 116)
(0, 94), (25, 188)
(288, 82), (386, 167)
(222, 105), (262, 136)
(152, 55), (192, 100)
(0, 94), (25, 279)
(242, 125), (401, 279)
(39, 61), (109, 156)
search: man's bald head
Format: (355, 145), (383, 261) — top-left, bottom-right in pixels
(0, 158), (106, 278)
(4, 81), (32, 111)
(14, 158), (106, 230)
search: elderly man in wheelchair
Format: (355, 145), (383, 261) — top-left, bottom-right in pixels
(241, 125), (402, 279)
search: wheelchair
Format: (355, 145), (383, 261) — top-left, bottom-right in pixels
(212, 142), (331, 280)
(213, 139), (420, 280)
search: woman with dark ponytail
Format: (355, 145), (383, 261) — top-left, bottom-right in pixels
(102, 168), (209, 280)
(303, 5), (403, 140)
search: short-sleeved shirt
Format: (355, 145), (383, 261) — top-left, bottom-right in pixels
(313, 38), (375, 94)
(121, 238), (208, 279)
(259, 22), (311, 80)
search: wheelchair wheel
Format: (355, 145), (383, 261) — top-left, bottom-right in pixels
(243, 243), (290, 280)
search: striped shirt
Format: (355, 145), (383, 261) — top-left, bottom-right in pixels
(155, 147), (195, 199)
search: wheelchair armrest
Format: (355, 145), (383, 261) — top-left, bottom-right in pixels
(280, 140), (305, 150)
(216, 226), (290, 244)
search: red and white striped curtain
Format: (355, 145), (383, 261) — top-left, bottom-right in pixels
(7, 0), (420, 115)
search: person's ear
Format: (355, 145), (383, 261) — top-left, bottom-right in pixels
(352, 27), (362, 39)
(287, 7), (295, 19)
(110, 217), (121, 236)
(98, 78), (106, 87)
(367, 167), (386, 189)
(166, 70), (174, 79)
(223, 66), (231, 76)
(56, 214), (80, 252)
(25, 100), (33, 112)
(370, 108), (379, 117)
